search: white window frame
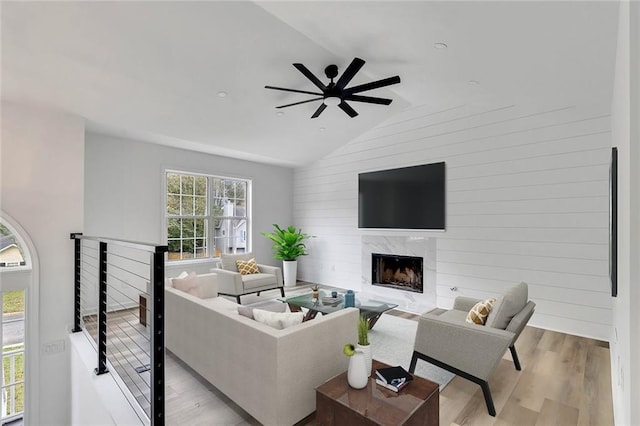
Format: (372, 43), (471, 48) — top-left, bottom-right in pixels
(164, 170), (252, 263)
(0, 212), (39, 425)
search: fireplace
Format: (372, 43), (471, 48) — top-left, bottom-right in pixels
(372, 253), (423, 293)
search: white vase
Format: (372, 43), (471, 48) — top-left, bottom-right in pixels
(357, 343), (372, 377)
(282, 260), (297, 287)
(347, 351), (368, 389)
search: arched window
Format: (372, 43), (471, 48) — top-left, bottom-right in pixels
(0, 223), (27, 268)
(1, 214), (38, 424)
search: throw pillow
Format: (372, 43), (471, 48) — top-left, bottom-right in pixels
(236, 258), (260, 275)
(466, 298), (496, 325)
(237, 303), (287, 319)
(166, 271), (189, 287)
(485, 282), (528, 329)
(220, 252), (253, 272)
(171, 272), (201, 298)
(252, 309), (304, 330)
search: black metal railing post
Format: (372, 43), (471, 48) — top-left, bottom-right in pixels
(150, 247), (167, 425)
(70, 233), (83, 333)
(96, 241), (109, 375)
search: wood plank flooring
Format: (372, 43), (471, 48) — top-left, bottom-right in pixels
(384, 310), (614, 426)
(164, 307), (613, 425)
(92, 283), (613, 425)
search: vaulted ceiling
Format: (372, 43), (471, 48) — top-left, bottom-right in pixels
(1, 1), (619, 167)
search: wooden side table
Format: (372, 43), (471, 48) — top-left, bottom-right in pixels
(315, 359), (439, 425)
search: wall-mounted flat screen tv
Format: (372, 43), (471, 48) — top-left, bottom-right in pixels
(358, 162), (445, 230)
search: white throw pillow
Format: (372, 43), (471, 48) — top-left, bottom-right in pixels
(252, 309), (304, 330)
(166, 271), (189, 287)
(172, 272), (200, 297)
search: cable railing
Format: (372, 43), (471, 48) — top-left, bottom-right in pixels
(70, 233), (167, 425)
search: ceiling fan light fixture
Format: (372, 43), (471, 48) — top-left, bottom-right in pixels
(323, 96), (341, 106)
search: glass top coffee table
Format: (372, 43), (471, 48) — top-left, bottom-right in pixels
(278, 291), (398, 329)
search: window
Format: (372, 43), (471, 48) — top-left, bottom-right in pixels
(1, 215), (31, 425)
(0, 224), (26, 268)
(166, 171), (250, 261)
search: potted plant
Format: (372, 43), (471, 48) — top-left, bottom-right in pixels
(311, 284), (320, 299)
(261, 224), (310, 287)
(357, 315), (372, 376)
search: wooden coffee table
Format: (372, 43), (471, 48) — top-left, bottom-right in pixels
(315, 359), (439, 425)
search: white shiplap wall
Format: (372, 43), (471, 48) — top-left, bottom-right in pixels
(294, 103), (612, 340)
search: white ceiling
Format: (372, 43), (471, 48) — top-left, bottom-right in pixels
(1, 1), (619, 167)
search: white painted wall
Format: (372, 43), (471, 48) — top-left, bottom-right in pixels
(70, 333), (146, 426)
(1, 101), (84, 425)
(295, 102), (613, 340)
(84, 133), (294, 275)
(609, 2), (640, 425)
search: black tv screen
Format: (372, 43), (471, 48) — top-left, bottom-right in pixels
(358, 162), (445, 230)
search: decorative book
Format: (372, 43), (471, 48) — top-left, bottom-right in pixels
(375, 377), (410, 392)
(321, 296), (343, 306)
(375, 366), (413, 384)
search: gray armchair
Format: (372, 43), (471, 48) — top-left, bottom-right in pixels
(409, 282), (535, 416)
(210, 252), (284, 304)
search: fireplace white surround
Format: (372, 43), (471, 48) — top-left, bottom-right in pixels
(361, 236), (437, 313)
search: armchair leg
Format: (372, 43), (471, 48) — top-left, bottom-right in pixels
(509, 345), (522, 371)
(280, 287), (285, 298)
(410, 350), (498, 417)
(480, 381), (497, 416)
(236, 295), (242, 304)
(409, 351), (418, 374)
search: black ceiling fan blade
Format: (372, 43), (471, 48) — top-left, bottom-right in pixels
(338, 101), (359, 118)
(311, 103), (327, 119)
(265, 85), (323, 96)
(344, 76), (401, 95)
(276, 97), (324, 109)
(335, 57), (365, 90)
(343, 94), (393, 105)
(293, 63), (327, 91)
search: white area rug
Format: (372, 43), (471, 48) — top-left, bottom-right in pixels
(369, 314), (455, 390)
(238, 286), (455, 389)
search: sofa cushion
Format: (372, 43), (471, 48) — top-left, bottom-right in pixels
(241, 273), (278, 290)
(220, 252), (254, 272)
(237, 303), (287, 319)
(465, 298), (496, 325)
(172, 272), (200, 297)
(252, 309), (304, 329)
(237, 258), (260, 275)
(485, 282), (528, 330)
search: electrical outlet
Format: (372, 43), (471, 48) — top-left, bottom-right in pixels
(42, 339), (65, 356)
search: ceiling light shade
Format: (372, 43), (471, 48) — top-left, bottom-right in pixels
(323, 96), (341, 106)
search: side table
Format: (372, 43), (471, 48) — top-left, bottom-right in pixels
(315, 359), (439, 425)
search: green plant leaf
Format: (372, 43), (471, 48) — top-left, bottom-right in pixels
(261, 224), (310, 261)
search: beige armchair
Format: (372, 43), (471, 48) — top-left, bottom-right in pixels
(409, 282), (535, 416)
(210, 252), (284, 304)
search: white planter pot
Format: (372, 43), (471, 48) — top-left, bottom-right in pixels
(357, 343), (372, 377)
(347, 351), (369, 389)
(283, 260), (298, 287)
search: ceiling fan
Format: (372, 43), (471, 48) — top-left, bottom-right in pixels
(265, 57), (400, 119)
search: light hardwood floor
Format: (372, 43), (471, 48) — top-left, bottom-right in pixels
(164, 308), (614, 425)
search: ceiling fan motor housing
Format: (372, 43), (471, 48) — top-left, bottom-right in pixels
(325, 64), (339, 80)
